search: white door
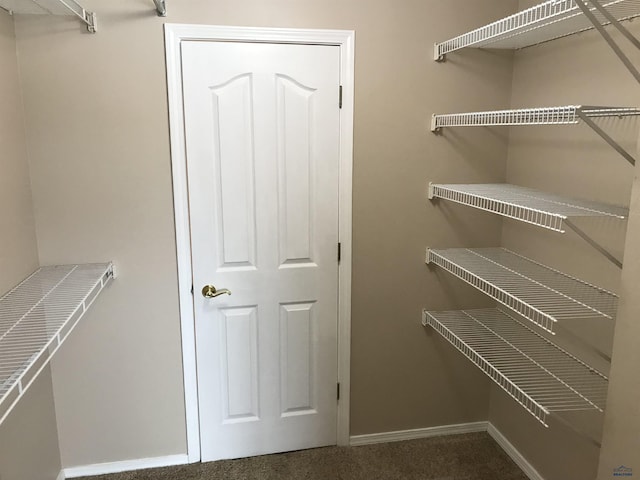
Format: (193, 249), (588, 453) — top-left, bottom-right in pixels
(182, 41), (341, 462)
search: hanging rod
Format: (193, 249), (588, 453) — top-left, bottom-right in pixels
(0, 0), (97, 32)
(153, 0), (166, 17)
(431, 105), (640, 166)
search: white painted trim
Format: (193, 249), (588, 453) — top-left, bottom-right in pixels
(349, 421), (488, 446)
(63, 454), (189, 478)
(56, 470), (66, 480)
(349, 422), (544, 480)
(487, 423), (545, 480)
(164, 24), (201, 464)
(164, 23), (355, 459)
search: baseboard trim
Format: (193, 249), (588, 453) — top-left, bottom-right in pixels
(63, 454), (189, 478)
(487, 423), (544, 480)
(61, 425), (541, 480)
(349, 421), (488, 446)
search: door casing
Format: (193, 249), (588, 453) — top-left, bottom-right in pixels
(164, 24), (355, 463)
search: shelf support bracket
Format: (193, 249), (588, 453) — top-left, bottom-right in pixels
(574, 0), (640, 85)
(551, 412), (602, 448)
(54, 0), (97, 32)
(564, 219), (622, 269)
(153, 0), (166, 17)
(577, 109), (636, 166)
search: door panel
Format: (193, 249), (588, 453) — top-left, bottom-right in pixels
(280, 302), (316, 415)
(210, 73), (258, 269)
(182, 41), (340, 461)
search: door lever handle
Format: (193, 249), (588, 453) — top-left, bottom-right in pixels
(202, 285), (232, 298)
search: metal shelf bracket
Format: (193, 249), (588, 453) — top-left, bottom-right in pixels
(575, 0), (640, 85)
(153, 0), (166, 17)
(50, 0), (97, 33)
(577, 108), (637, 166)
(564, 219), (623, 268)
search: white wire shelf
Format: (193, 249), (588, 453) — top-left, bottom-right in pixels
(428, 183), (628, 232)
(0, 263), (114, 425)
(422, 308), (608, 426)
(431, 106), (640, 165)
(431, 105), (640, 129)
(427, 247), (618, 333)
(0, 0), (97, 32)
(434, 0), (640, 59)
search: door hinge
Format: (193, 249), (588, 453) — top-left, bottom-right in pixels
(338, 242), (342, 263)
(190, 284), (194, 295)
(339, 85), (343, 109)
(337, 382), (341, 401)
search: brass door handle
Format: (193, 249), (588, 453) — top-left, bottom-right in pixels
(202, 285), (232, 298)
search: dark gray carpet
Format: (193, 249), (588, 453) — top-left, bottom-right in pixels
(78, 432), (527, 480)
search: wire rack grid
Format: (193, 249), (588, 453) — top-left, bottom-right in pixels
(434, 0), (640, 59)
(430, 106), (640, 130)
(0, 263), (113, 425)
(427, 248), (618, 333)
(423, 308), (609, 426)
(428, 183), (628, 232)
(0, 0), (96, 31)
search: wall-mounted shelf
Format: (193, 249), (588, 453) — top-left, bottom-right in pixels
(434, 0), (640, 84)
(431, 106), (640, 165)
(428, 183), (627, 267)
(422, 308), (608, 427)
(0, 0), (97, 32)
(0, 263), (114, 425)
(428, 183), (627, 232)
(426, 247), (618, 333)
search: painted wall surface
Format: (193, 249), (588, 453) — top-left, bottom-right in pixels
(0, 10), (62, 480)
(13, 0), (516, 468)
(0, 10), (38, 291)
(490, 1), (640, 479)
(598, 159), (640, 478)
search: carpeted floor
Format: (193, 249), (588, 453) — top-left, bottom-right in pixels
(77, 432), (528, 480)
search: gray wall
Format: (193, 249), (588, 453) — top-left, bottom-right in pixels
(598, 157), (640, 478)
(12, 0), (517, 468)
(489, 1), (640, 479)
(0, 10), (62, 480)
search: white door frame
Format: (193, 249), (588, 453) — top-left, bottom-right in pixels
(164, 24), (355, 463)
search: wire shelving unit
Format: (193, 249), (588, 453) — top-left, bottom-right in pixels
(422, 308), (609, 427)
(434, 0), (640, 83)
(0, 263), (114, 425)
(431, 106), (640, 166)
(0, 0), (97, 32)
(427, 247), (618, 333)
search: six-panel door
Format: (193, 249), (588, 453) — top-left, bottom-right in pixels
(182, 41), (341, 461)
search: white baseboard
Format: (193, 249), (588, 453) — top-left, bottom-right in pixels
(487, 423), (544, 480)
(349, 421), (488, 446)
(63, 454), (189, 478)
(61, 425), (541, 480)
(350, 421), (543, 480)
